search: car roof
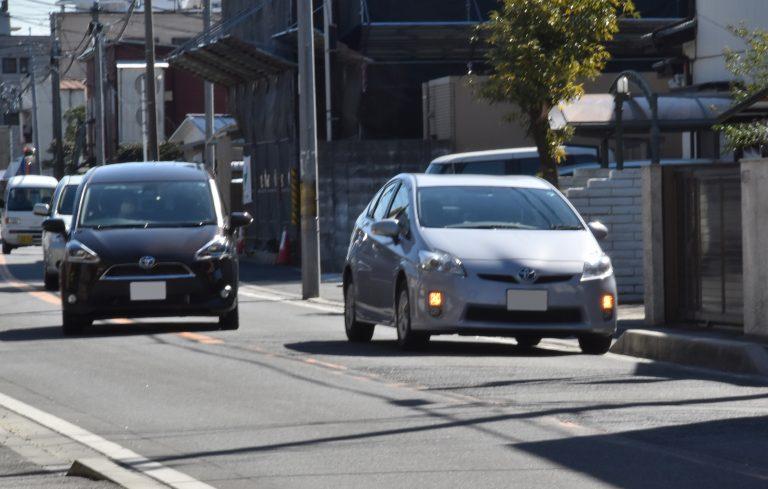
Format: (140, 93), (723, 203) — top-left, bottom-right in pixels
(7, 175), (58, 188)
(407, 173), (552, 190)
(429, 145), (597, 165)
(86, 162), (208, 184)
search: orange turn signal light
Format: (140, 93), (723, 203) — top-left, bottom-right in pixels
(601, 294), (615, 312)
(428, 291), (444, 308)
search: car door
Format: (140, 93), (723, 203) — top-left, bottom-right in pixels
(355, 181), (399, 320)
(369, 181), (415, 321)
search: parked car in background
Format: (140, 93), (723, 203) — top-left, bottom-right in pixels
(36, 175), (84, 290)
(45, 162), (252, 335)
(425, 146), (606, 176)
(1, 175), (58, 254)
(343, 174), (617, 354)
(556, 158), (719, 176)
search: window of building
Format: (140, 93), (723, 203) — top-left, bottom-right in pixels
(19, 58), (29, 74)
(2, 58), (17, 74)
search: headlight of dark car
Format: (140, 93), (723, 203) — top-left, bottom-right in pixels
(65, 241), (100, 264)
(195, 236), (233, 261)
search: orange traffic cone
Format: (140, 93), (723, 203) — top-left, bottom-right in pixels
(276, 229), (291, 265)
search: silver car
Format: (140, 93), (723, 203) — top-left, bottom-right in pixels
(35, 175), (82, 290)
(343, 174), (617, 354)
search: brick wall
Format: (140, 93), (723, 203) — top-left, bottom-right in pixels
(561, 169), (644, 303)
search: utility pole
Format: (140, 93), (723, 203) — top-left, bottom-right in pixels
(323, 0), (332, 142)
(143, 0), (159, 160)
(27, 29), (41, 175)
(297, 0), (321, 299)
(92, 3), (106, 165)
(203, 0), (214, 171)
(50, 13), (64, 178)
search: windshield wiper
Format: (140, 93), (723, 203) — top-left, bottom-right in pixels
(550, 224), (583, 230)
(446, 224), (535, 230)
(146, 221), (216, 228)
(92, 223), (149, 230)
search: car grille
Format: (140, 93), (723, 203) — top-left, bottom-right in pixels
(464, 305), (582, 324)
(100, 263), (194, 281)
(477, 273), (575, 284)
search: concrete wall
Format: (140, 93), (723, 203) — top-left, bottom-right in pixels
(692, 0), (768, 85)
(318, 140), (451, 272)
(562, 168), (644, 303)
(741, 158), (768, 338)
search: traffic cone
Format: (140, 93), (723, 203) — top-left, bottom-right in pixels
(276, 229), (291, 265)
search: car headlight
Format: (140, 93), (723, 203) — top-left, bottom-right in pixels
(66, 241), (100, 264)
(4, 217), (20, 225)
(582, 253), (613, 281)
(195, 236), (233, 261)
(419, 250), (466, 277)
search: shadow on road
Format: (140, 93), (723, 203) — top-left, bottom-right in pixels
(0, 322), (221, 341)
(3, 260), (45, 283)
(284, 339), (578, 358)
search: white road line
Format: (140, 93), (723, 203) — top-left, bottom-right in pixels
(0, 391), (216, 489)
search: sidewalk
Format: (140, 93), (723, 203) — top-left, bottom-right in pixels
(0, 445), (113, 489)
(239, 262), (768, 379)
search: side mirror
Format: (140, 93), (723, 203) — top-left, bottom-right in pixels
(42, 218), (66, 235)
(588, 221), (609, 241)
(371, 219), (401, 239)
(229, 211), (253, 229)
(33, 203), (50, 217)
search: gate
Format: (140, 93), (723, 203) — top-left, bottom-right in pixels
(663, 165), (743, 327)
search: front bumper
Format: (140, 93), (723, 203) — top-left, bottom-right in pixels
(410, 264), (617, 337)
(61, 258), (239, 319)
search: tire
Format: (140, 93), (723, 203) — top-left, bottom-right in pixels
(516, 336), (542, 349)
(219, 304), (240, 330)
(396, 286), (430, 350)
(344, 284), (374, 342)
(62, 311), (91, 336)
(2, 242), (11, 255)
(44, 271), (59, 291)
(578, 333), (613, 355)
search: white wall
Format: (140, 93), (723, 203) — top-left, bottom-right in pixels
(693, 0), (768, 84)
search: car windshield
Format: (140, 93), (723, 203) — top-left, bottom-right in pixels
(7, 187), (53, 211)
(79, 181), (217, 229)
(417, 186), (583, 230)
(57, 184), (78, 215)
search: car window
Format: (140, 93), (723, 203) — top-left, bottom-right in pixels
(509, 157), (541, 176)
(371, 183), (398, 221)
(79, 181), (216, 228)
(56, 184), (78, 215)
(455, 160), (506, 175)
(417, 186), (583, 230)
(7, 187), (54, 211)
(426, 163), (453, 174)
(387, 184), (410, 219)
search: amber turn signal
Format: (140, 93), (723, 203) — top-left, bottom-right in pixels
(428, 291), (444, 308)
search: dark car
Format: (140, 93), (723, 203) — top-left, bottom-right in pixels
(43, 162), (252, 335)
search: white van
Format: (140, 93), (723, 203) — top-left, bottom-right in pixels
(425, 146), (604, 175)
(1, 175), (58, 254)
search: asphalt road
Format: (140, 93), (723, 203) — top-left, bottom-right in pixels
(0, 246), (766, 488)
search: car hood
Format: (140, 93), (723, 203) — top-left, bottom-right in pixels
(71, 225), (220, 264)
(419, 228), (601, 263)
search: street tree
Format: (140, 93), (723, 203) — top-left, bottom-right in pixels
(719, 25), (768, 153)
(476, 0), (636, 186)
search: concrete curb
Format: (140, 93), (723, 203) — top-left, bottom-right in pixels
(610, 329), (768, 377)
(68, 458), (169, 489)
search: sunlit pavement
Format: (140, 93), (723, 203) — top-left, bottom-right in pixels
(0, 246), (766, 489)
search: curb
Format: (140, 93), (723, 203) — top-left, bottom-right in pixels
(68, 458), (168, 489)
(610, 329), (768, 377)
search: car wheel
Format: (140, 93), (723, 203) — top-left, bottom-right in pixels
(396, 286), (430, 350)
(44, 271), (59, 291)
(62, 311), (91, 336)
(2, 242), (11, 255)
(578, 333), (613, 355)
(219, 304), (239, 330)
(516, 335), (542, 349)
(344, 284), (374, 342)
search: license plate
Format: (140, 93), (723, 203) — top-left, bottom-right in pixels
(130, 281), (166, 301)
(507, 290), (548, 311)
(18, 235), (33, 245)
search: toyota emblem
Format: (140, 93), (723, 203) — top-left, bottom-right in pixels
(139, 256), (156, 270)
(517, 267), (537, 284)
